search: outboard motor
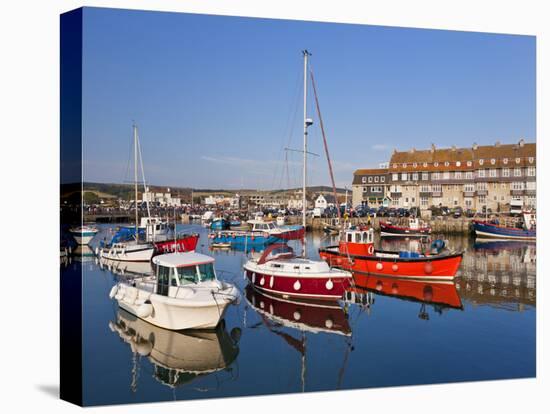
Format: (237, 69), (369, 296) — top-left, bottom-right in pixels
(430, 239), (446, 255)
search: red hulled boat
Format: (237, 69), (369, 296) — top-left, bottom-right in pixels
(153, 233), (199, 254)
(319, 228), (463, 280)
(380, 217), (431, 237)
(243, 243), (352, 301)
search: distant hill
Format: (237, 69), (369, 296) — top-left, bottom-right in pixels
(82, 182), (347, 199)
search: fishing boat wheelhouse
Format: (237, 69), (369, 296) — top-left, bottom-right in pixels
(319, 227), (463, 280)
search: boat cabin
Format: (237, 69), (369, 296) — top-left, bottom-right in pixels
(140, 217), (169, 239)
(152, 252), (218, 296)
(340, 228), (375, 256)
(248, 219), (278, 232)
(523, 212), (536, 231)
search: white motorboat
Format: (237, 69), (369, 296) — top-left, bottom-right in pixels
(68, 225), (98, 245)
(109, 251), (239, 330)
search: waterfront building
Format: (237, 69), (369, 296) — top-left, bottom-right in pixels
(314, 194), (337, 209)
(351, 168), (390, 208)
(352, 139), (535, 212)
(143, 188), (181, 207)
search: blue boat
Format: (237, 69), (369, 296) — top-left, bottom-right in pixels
(210, 218), (230, 230)
(230, 220), (242, 227)
(211, 231), (279, 247)
(472, 212), (536, 240)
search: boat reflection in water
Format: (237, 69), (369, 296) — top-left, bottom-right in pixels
(245, 285), (351, 336)
(109, 309), (241, 391)
(348, 273), (463, 319)
(98, 257), (154, 278)
(245, 285), (352, 392)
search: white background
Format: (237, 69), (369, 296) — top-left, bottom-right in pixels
(0, 0), (548, 412)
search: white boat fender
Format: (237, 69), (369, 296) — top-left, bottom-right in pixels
(326, 279), (334, 290)
(109, 285), (118, 299)
(137, 303), (153, 318)
(95, 247), (99, 256)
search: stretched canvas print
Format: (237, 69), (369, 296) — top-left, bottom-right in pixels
(60, 6), (536, 407)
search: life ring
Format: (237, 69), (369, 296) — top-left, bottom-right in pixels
(367, 245), (374, 255)
(376, 262), (383, 271)
(392, 263), (399, 272)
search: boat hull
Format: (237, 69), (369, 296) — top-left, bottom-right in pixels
(273, 225), (306, 240)
(99, 244), (155, 262)
(212, 233), (279, 247)
(115, 284), (237, 330)
(472, 221), (536, 240)
(319, 247), (463, 280)
(379, 222), (431, 237)
(70, 231), (97, 245)
(153, 234), (199, 254)
(243, 267), (351, 301)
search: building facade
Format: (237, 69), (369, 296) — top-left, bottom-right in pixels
(352, 139), (535, 211)
(351, 168), (390, 207)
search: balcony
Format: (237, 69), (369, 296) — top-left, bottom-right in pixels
(463, 191), (475, 197)
(390, 192), (402, 198)
(431, 191), (442, 197)
(510, 189), (525, 196)
(476, 189), (488, 196)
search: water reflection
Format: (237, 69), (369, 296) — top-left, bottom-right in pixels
(457, 240), (536, 309)
(245, 285), (351, 336)
(348, 274), (463, 320)
(98, 257), (154, 278)
(109, 309), (240, 391)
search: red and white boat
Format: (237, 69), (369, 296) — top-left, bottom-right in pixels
(380, 217), (431, 237)
(139, 217), (199, 254)
(243, 243), (352, 301)
(319, 227), (463, 280)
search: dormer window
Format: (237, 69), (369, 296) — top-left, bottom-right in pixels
(413, 162), (417, 168)
(402, 163), (407, 168)
(456, 161), (461, 167)
(434, 162), (439, 167)
(529, 157), (534, 163)
(444, 161), (449, 167)
(503, 158), (508, 164)
(515, 158), (521, 164)
(423, 162), (428, 167)
(361, 177), (366, 183)
(491, 158), (496, 165)
(467, 161), (472, 167)
(393, 163), (397, 169)
(479, 159), (484, 165)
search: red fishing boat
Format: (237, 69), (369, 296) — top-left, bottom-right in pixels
(153, 233), (199, 254)
(380, 217), (431, 237)
(351, 273), (463, 310)
(319, 228), (463, 280)
(138, 217), (199, 254)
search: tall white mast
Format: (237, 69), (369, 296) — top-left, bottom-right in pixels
(134, 124), (139, 239)
(302, 50), (312, 229)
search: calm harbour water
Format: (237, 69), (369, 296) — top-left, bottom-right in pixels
(64, 223), (536, 406)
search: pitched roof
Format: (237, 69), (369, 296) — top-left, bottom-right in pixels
(388, 141), (535, 172)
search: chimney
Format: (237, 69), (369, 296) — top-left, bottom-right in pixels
(519, 138), (525, 147)
(495, 140), (501, 147)
(473, 142), (478, 150)
(430, 143), (436, 153)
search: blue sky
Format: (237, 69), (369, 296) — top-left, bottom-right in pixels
(82, 7), (535, 189)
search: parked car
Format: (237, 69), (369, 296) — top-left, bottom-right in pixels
(465, 208), (476, 218)
(452, 207), (463, 218)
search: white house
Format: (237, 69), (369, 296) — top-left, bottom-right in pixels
(315, 194), (336, 209)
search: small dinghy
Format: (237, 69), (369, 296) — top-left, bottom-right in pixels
(109, 251), (239, 330)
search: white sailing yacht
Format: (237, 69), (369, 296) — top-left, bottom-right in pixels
(98, 125), (155, 262)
